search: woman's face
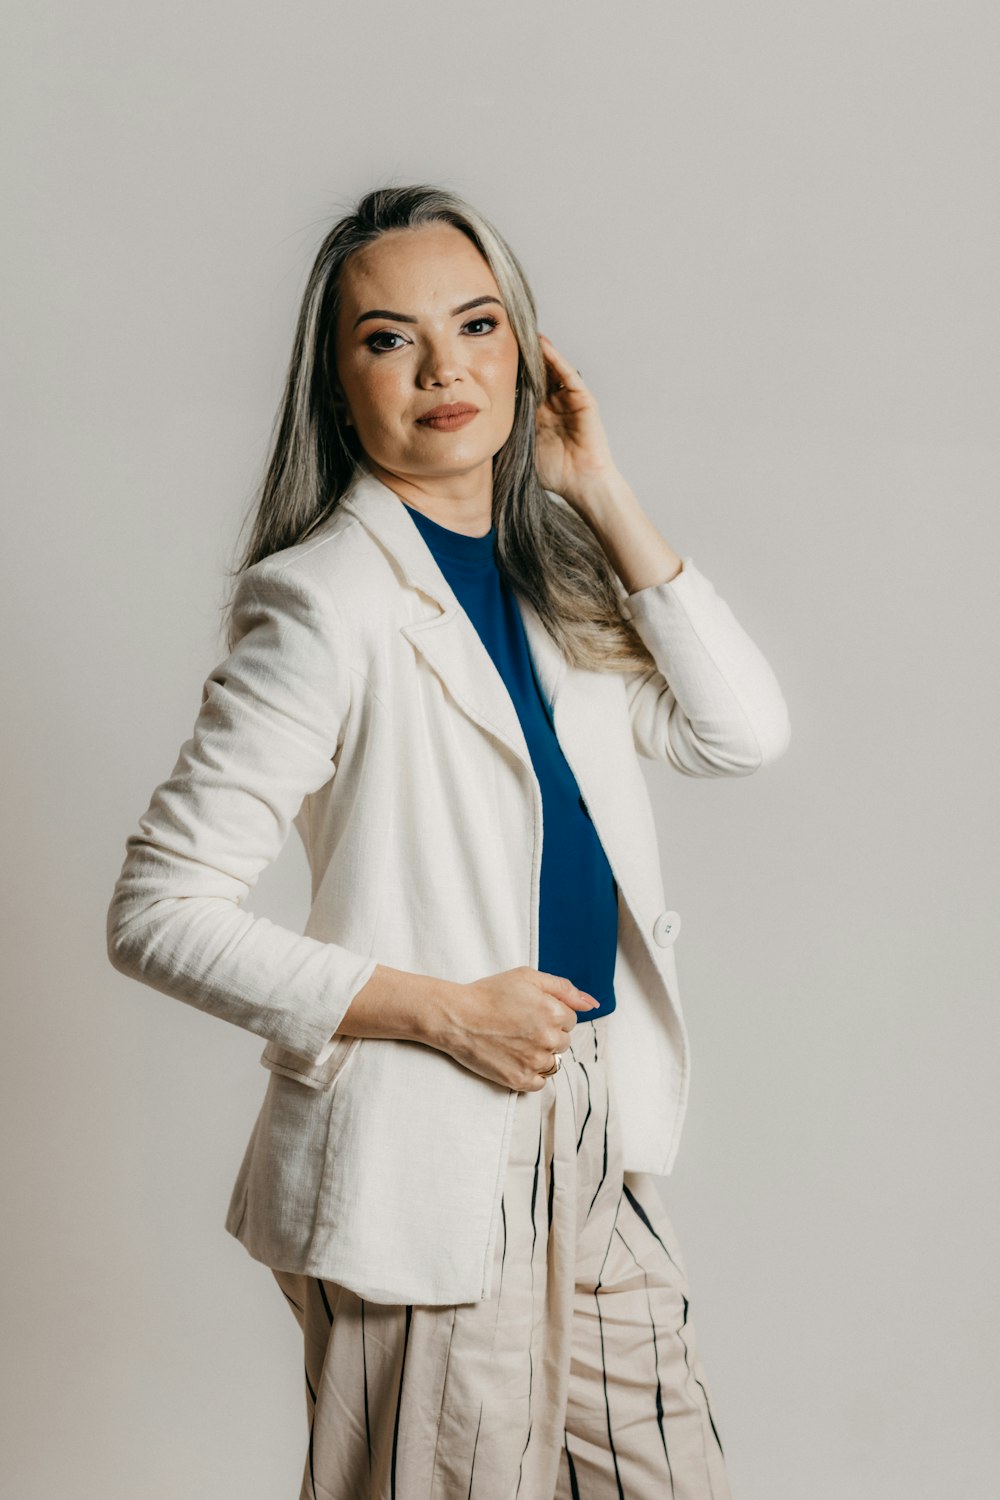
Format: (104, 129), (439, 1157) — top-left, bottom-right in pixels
(332, 223), (521, 501)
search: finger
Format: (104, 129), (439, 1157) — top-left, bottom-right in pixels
(538, 333), (582, 385)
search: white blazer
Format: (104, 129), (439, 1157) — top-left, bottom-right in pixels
(107, 468), (791, 1305)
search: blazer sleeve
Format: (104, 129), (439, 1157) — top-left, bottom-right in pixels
(619, 556), (791, 776)
(105, 558), (378, 1064)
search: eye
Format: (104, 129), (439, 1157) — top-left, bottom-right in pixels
(364, 315), (500, 354)
(464, 316), (499, 335)
(366, 330), (406, 353)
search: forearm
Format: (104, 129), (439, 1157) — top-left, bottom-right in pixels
(330, 963), (464, 1046)
(566, 469), (791, 774)
(571, 469), (684, 593)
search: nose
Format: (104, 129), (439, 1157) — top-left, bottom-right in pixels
(417, 334), (464, 389)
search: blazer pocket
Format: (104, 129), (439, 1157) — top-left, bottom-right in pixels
(258, 1033), (361, 1091)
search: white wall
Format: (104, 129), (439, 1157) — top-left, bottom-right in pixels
(2, 2), (996, 1495)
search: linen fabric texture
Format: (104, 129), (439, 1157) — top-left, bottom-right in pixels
(106, 467), (791, 1306)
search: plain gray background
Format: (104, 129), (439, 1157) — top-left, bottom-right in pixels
(3, 2), (997, 1495)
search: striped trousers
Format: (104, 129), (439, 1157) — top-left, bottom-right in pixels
(271, 1014), (730, 1499)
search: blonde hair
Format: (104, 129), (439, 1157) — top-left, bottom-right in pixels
(223, 182), (655, 672)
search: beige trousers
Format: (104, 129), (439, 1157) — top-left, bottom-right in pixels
(271, 1014), (731, 1499)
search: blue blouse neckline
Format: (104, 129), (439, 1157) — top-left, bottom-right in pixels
(403, 500), (496, 569)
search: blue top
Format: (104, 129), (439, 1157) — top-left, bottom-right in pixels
(404, 500), (618, 1022)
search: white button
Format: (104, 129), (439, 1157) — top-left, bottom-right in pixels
(653, 909), (681, 946)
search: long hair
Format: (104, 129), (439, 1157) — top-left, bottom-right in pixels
(222, 183), (656, 672)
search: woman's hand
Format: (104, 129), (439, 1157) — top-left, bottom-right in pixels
(532, 331), (620, 503)
(430, 967), (600, 1091)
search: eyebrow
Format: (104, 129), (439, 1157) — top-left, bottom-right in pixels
(352, 295), (504, 331)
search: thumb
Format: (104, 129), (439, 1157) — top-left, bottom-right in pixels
(534, 970), (600, 1010)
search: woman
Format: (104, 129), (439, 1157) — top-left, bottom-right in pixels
(107, 183), (790, 1498)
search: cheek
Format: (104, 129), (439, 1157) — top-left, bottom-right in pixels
(352, 364), (407, 426)
(478, 345), (519, 391)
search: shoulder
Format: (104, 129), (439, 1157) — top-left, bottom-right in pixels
(232, 503), (402, 651)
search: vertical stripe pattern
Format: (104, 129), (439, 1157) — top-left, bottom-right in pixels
(271, 1015), (730, 1499)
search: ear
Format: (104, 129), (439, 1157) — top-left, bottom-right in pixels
(332, 386), (354, 428)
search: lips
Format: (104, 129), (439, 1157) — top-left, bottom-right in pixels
(418, 403), (478, 421)
(417, 405), (479, 431)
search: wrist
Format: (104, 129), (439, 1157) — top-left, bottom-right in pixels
(564, 467), (634, 524)
(417, 977), (469, 1051)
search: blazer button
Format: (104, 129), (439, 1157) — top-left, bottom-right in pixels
(653, 909), (681, 946)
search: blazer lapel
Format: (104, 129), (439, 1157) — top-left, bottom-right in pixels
(339, 471), (540, 778)
(513, 592), (567, 720)
(338, 469), (651, 901)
